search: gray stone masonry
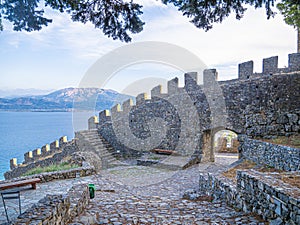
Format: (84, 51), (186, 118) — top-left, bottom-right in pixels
(239, 61), (253, 79)
(96, 53), (300, 162)
(238, 135), (300, 171)
(263, 56), (278, 74)
(198, 169), (300, 224)
(4, 141), (79, 179)
(11, 184), (89, 225)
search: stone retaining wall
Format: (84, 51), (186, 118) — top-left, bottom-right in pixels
(237, 170), (300, 224)
(199, 172), (240, 208)
(239, 135), (300, 171)
(12, 184), (89, 224)
(26, 166), (96, 183)
(198, 170), (300, 224)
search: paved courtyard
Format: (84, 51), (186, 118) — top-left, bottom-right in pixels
(1, 154), (267, 224)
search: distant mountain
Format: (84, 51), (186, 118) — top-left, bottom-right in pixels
(0, 88), (132, 112)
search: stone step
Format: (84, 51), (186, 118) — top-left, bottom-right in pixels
(79, 146), (113, 156)
(76, 130), (123, 170)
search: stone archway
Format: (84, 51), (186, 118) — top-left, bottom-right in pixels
(202, 127), (240, 163)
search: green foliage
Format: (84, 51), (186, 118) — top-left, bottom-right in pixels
(0, 0), (299, 42)
(0, 16), (3, 31)
(23, 162), (79, 176)
(1, 0), (52, 32)
(277, 0), (300, 28)
(0, 0), (144, 42)
(162, 0), (277, 31)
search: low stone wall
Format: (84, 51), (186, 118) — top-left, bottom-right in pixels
(237, 170), (300, 224)
(199, 172), (241, 208)
(26, 166), (96, 183)
(198, 170), (300, 224)
(12, 184), (89, 224)
(238, 135), (300, 171)
(4, 143), (79, 179)
(0, 165), (96, 184)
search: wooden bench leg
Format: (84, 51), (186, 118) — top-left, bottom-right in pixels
(32, 183), (37, 190)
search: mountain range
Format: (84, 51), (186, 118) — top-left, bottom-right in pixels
(0, 88), (132, 112)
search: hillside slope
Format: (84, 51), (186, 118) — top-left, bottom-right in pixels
(0, 88), (131, 111)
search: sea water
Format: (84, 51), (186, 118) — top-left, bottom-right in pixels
(0, 111), (92, 180)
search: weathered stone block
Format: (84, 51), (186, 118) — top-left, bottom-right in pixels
(59, 136), (68, 147)
(24, 151), (33, 163)
(50, 140), (59, 150)
(88, 116), (99, 130)
(288, 53), (300, 71)
(238, 61), (253, 79)
(263, 56), (278, 74)
(10, 158), (17, 170)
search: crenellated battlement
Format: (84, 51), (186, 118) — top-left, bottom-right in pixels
(238, 53), (300, 79)
(122, 98), (134, 113)
(7, 52), (300, 177)
(167, 77), (179, 94)
(9, 136), (69, 170)
(96, 53), (300, 129)
(41, 144), (50, 156)
(98, 109), (111, 123)
(203, 69), (218, 85)
(88, 116), (99, 130)
(94, 52), (299, 162)
(136, 93), (150, 105)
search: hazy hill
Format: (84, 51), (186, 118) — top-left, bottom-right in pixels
(0, 88), (132, 112)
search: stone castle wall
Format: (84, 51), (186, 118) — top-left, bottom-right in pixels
(6, 52), (300, 177)
(5, 141), (80, 179)
(10, 136), (69, 170)
(5, 137), (82, 179)
(91, 53), (300, 161)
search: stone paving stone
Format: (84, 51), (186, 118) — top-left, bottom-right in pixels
(0, 154), (265, 225)
(0, 176), (94, 224)
(70, 162), (267, 225)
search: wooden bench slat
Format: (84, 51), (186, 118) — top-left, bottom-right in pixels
(0, 178), (41, 190)
(151, 149), (177, 155)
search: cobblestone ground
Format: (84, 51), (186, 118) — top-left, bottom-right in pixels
(0, 154), (268, 225)
(0, 176), (94, 224)
(70, 154), (268, 225)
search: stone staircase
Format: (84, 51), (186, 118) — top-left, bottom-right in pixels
(75, 130), (125, 170)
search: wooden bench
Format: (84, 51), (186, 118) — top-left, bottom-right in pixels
(150, 149), (177, 155)
(0, 178), (41, 191)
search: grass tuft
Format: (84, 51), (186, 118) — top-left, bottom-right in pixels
(259, 134), (300, 149)
(23, 162), (79, 176)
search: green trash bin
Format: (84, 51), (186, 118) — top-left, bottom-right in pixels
(88, 184), (95, 199)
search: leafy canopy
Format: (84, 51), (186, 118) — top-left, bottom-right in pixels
(277, 0), (300, 28)
(0, 0), (299, 42)
(0, 0), (144, 42)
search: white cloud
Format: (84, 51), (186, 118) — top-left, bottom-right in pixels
(132, 5), (296, 80)
(0, 2), (296, 90)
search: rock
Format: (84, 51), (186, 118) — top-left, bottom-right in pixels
(270, 217), (284, 225)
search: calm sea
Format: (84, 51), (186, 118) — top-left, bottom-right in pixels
(0, 112), (93, 180)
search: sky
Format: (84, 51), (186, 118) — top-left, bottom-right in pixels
(0, 0), (297, 96)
